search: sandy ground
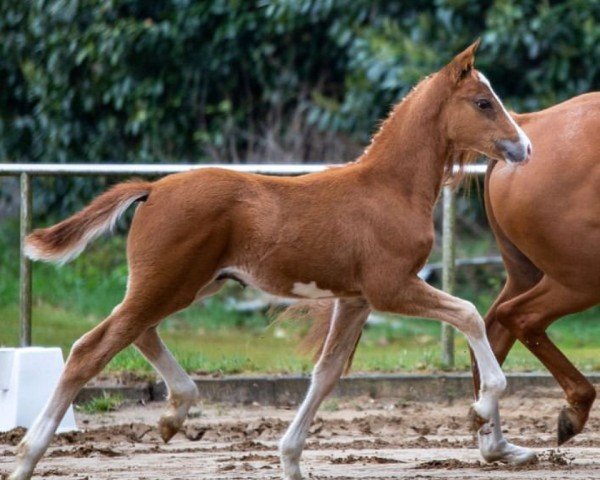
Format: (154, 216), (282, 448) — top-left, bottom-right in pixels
(1, 388), (599, 479)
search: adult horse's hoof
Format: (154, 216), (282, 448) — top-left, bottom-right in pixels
(558, 406), (583, 445)
(468, 405), (487, 432)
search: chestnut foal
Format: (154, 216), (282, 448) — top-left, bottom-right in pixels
(472, 92), (600, 461)
(10, 41), (531, 480)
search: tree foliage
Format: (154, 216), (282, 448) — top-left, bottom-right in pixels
(1, 0), (599, 167)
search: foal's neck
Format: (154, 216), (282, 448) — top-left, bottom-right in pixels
(360, 81), (452, 211)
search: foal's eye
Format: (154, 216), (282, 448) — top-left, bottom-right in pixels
(475, 99), (492, 110)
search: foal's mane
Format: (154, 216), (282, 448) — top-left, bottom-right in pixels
(358, 70), (470, 185)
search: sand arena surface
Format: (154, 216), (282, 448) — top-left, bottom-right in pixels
(1, 389), (599, 479)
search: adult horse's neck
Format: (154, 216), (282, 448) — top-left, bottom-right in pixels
(360, 76), (453, 211)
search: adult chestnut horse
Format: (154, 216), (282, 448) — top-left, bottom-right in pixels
(472, 92), (600, 462)
(10, 41), (532, 480)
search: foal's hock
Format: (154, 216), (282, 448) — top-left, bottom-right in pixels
(10, 40), (533, 480)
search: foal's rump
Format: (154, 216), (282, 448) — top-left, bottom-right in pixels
(24, 168), (258, 266)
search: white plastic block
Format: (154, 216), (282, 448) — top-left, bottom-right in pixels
(0, 347), (77, 433)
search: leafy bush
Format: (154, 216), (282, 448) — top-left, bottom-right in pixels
(1, 0), (599, 213)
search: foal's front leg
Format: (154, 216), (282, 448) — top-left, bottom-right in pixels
(280, 298), (370, 480)
(471, 284), (537, 464)
(368, 279), (507, 434)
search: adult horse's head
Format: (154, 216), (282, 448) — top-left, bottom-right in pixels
(440, 40), (532, 165)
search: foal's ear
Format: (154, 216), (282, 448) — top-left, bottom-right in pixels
(446, 38), (480, 83)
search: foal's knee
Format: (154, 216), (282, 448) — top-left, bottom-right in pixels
(64, 333), (105, 383)
(454, 300), (486, 338)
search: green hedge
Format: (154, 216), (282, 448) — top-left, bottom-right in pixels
(1, 1), (599, 200)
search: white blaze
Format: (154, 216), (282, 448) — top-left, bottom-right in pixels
(477, 72), (532, 155)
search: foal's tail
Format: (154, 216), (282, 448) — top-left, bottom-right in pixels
(287, 300), (361, 375)
(25, 180), (152, 264)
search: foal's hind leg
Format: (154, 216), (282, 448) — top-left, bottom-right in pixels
(10, 302), (161, 480)
(134, 280), (225, 442)
(135, 327), (198, 442)
(10, 271), (219, 480)
(495, 276), (597, 445)
(280, 298), (370, 480)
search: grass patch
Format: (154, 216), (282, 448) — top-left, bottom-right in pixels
(77, 392), (124, 414)
(322, 399), (340, 412)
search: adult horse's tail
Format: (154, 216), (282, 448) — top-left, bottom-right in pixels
(25, 180), (152, 265)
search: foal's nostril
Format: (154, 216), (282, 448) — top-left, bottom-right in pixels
(495, 139), (528, 164)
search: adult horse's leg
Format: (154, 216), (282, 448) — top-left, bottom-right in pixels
(495, 276), (597, 445)
(472, 246), (543, 389)
(280, 298), (370, 480)
(134, 280), (226, 442)
(472, 196), (544, 390)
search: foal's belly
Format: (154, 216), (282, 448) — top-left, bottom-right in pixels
(217, 258), (362, 300)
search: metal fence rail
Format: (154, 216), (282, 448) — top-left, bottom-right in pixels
(0, 162), (490, 366)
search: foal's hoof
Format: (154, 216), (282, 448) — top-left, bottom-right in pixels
(479, 435), (538, 466)
(468, 406), (487, 432)
(158, 415), (182, 443)
(558, 406), (583, 446)
(283, 473), (303, 480)
(281, 458), (303, 480)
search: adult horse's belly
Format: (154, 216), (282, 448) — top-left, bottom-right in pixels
(488, 106), (600, 291)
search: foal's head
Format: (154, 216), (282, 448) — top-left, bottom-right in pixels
(439, 40), (531, 164)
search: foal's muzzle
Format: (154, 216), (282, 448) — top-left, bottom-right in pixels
(496, 139), (532, 164)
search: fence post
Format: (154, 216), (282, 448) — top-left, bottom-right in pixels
(441, 184), (456, 368)
(19, 172), (32, 347)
